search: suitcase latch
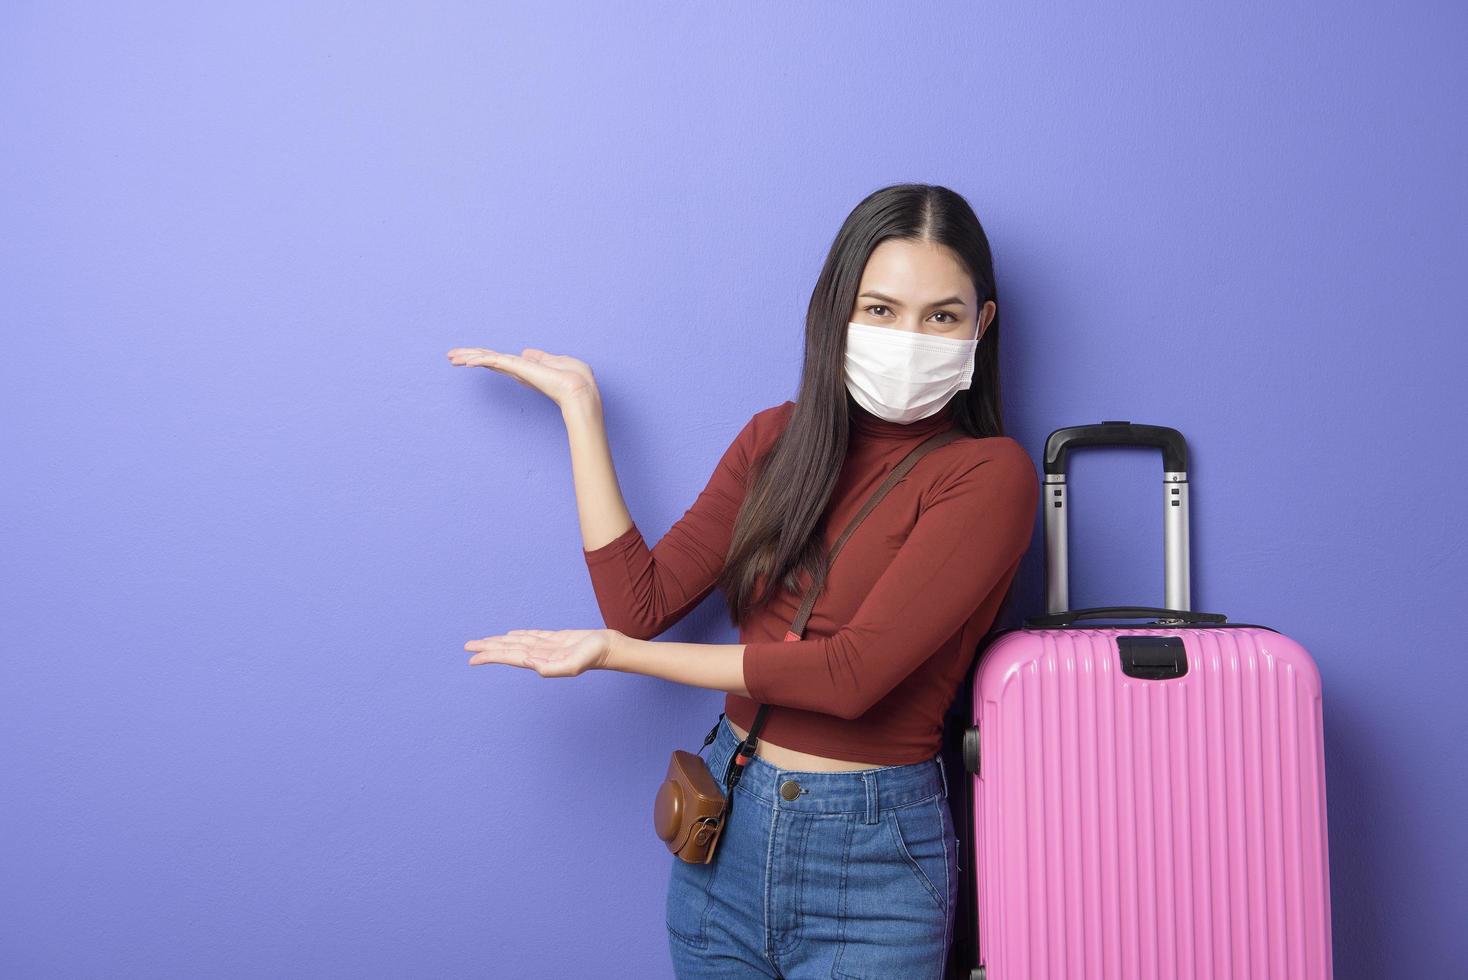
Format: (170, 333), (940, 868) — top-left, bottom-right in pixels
(1117, 635), (1188, 680)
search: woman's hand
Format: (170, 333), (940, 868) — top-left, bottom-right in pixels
(465, 628), (616, 678)
(446, 346), (599, 410)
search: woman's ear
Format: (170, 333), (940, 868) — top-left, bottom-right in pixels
(976, 300), (997, 342)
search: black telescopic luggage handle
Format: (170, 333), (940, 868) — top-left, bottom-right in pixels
(1040, 420), (1208, 618)
(1042, 420), (1189, 475)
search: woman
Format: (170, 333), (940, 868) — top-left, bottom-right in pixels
(449, 183), (1038, 979)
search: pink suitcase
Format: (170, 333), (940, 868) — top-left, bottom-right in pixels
(944, 421), (1334, 980)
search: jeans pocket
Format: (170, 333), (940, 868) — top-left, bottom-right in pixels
(832, 801), (953, 980)
(886, 794), (950, 914)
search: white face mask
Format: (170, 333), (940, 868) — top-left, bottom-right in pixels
(843, 320), (980, 424)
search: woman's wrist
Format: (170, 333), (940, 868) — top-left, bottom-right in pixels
(602, 629), (631, 671)
(559, 387), (604, 424)
(597, 632), (752, 698)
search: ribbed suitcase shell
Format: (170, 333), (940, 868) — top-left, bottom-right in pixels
(967, 621), (1333, 980)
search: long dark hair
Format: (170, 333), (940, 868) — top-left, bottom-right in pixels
(716, 183), (1007, 628)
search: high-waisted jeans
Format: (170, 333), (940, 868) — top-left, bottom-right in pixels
(665, 714), (958, 979)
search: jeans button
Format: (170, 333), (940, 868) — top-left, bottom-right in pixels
(779, 779), (802, 801)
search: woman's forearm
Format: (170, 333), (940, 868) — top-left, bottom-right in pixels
(603, 632), (753, 699)
(561, 391), (636, 551)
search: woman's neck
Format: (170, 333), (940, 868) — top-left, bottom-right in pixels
(847, 393), (958, 441)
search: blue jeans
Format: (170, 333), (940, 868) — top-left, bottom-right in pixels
(665, 714), (957, 979)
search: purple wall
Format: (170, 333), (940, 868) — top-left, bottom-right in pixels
(2, 2), (1462, 976)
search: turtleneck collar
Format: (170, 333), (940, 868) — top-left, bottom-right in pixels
(847, 391), (959, 441)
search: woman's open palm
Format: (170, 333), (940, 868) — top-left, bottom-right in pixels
(446, 346), (597, 408)
(465, 628), (612, 678)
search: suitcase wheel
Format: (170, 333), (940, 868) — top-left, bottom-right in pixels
(962, 726), (981, 775)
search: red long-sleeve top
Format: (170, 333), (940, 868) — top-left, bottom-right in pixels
(581, 398), (1039, 764)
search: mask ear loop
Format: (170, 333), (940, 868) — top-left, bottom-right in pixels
(972, 299), (995, 344)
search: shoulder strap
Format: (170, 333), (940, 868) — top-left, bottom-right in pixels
(786, 426), (968, 639)
(724, 424), (969, 791)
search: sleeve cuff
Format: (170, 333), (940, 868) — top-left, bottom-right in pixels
(581, 522), (643, 565)
(742, 639), (786, 704)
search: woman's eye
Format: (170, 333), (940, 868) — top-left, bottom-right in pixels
(860, 305), (958, 324)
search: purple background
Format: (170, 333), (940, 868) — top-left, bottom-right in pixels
(2, 2), (1463, 977)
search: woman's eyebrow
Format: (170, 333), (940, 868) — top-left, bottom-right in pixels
(858, 291), (967, 308)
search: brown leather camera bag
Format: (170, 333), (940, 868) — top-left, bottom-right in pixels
(653, 425), (966, 863)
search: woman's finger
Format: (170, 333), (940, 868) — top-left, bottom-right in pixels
(466, 633), (538, 651)
(465, 351), (564, 393)
(446, 347), (498, 364)
(449, 348), (515, 370)
(458, 350), (537, 390)
(466, 643), (537, 667)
